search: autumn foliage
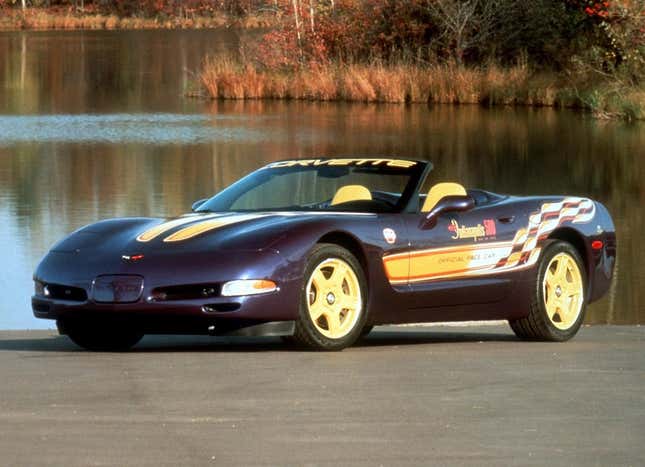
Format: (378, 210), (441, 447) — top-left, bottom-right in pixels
(2, 0), (641, 118)
(199, 0), (643, 119)
(241, 0), (643, 71)
(246, 0), (437, 70)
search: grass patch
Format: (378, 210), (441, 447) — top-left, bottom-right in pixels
(0, 8), (277, 30)
(198, 58), (645, 119)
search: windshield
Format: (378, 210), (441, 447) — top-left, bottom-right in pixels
(197, 158), (427, 213)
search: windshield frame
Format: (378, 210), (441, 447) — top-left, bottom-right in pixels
(196, 158), (432, 214)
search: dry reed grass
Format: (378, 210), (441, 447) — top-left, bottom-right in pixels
(0, 9), (276, 31)
(198, 58), (645, 119)
(201, 60), (536, 105)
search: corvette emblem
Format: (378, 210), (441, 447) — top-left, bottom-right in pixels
(383, 228), (397, 244)
(122, 254), (144, 262)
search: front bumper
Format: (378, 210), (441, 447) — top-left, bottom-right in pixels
(32, 278), (299, 332)
(32, 248), (303, 334)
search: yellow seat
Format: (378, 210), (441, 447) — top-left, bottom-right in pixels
(331, 185), (372, 206)
(421, 182), (467, 212)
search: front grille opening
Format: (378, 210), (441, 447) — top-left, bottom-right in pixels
(202, 303), (241, 313)
(151, 283), (221, 301)
(46, 284), (88, 302)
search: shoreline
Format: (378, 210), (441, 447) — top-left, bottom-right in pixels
(198, 60), (645, 121)
(0, 8), (277, 31)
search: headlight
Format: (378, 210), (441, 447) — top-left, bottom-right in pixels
(34, 281), (47, 296)
(220, 279), (277, 297)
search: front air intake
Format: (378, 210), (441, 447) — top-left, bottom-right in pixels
(149, 283), (221, 301)
(45, 284), (88, 302)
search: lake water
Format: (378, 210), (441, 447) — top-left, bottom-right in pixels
(0, 30), (643, 329)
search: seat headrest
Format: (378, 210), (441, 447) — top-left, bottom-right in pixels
(331, 185), (372, 206)
(421, 182), (467, 212)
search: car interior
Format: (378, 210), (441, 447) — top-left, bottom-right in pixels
(327, 183), (506, 213)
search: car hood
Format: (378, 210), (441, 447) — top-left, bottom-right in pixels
(51, 211), (368, 256)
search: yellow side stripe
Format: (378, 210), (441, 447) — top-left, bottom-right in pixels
(383, 197), (594, 285)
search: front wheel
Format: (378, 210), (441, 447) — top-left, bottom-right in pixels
(293, 244), (368, 350)
(60, 319), (144, 351)
(510, 241), (587, 341)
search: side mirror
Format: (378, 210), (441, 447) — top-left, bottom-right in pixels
(421, 195), (475, 229)
(191, 198), (209, 212)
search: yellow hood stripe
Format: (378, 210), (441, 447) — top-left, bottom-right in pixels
(136, 214), (224, 242)
(163, 214), (267, 242)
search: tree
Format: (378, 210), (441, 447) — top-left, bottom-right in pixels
(425, 0), (499, 64)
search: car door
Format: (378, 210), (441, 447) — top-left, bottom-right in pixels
(395, 200), (520, 308)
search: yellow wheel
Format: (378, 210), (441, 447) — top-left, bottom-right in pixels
(306, 258), (362, 339)
(542, 252), (584, 330)
(293, 244), (367, 350)
(510, 241), (587, 341)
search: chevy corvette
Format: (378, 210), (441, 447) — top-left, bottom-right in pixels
(32, 158), (616, 350)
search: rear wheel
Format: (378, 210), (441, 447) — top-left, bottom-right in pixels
(60, 319), (143, 351)
(510, 241), (586, 341)
(293, 244), (367, 350)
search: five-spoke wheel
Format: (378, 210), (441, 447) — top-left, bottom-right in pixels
(293, 243), (367, 350)
(542, 252), (584, 330)
(306, 258), (362, 339)
(510, 240), (587, 341)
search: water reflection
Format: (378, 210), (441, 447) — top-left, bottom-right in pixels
(0, 114), (272, 144)
(0, 29), (247, 114)
(0, 31), (642, 329)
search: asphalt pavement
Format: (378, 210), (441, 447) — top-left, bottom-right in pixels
(0, 325), (643, 466)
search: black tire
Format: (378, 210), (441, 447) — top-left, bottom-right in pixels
(293, 243), (368, 351)
(360, 325), (374, 338)
(510, 240), (587, 342)
(60, 319), (144, 351)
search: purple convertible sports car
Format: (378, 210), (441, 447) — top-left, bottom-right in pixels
(32, 158), (616, 350)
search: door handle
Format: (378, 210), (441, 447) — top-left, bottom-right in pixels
(497, 216), (515, 224)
